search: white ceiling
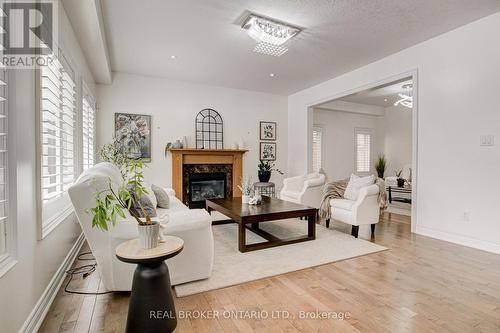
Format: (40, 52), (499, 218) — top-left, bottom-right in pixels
(337, 78), (413, 107)
(99, 0), (500, 94)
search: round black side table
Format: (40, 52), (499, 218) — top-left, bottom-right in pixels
(116, 236), (184, 333)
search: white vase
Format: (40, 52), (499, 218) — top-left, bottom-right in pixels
(172, 140), (182, 149)
(241, 195), (250, 204)
(182, 136), (189, 149)
(137, 222), (160, 249)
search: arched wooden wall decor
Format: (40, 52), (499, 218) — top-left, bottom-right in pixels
(195, 108), (223, 149)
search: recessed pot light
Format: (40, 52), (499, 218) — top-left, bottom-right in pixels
(384, 98), (388, 102)
(170, 55), (176, 59)
(269, 73), (275, 77)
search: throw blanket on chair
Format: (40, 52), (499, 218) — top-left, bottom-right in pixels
(319, 178), (349, 220)
(319, 178), (388, 221)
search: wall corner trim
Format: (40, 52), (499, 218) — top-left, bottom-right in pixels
(18, 232), (85, 333)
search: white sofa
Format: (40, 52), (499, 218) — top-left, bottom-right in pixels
(68, 162), (214, 291)
(280, 173), (326, 209)
(327, 183), (380, 238)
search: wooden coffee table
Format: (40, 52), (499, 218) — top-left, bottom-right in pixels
(206, 196), (316, 252)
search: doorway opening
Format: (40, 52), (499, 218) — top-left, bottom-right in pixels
(309, 73), (417, 236)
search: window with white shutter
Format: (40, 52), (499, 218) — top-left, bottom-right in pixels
(355, 128), (372, 173)
(312, 126), (323, 173)
(38, 51), (77, 238)
(0, 3), (16, 275)
(82, 89), (96, 170)
(40, 53), (76, 203)
(0, 58), (8, 259)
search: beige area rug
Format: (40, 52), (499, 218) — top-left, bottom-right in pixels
(174, 219), (387, 297)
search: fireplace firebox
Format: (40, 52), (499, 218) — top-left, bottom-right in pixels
(188, 172), (227, 208)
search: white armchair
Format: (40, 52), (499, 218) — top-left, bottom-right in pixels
(68, 162), (214, 291)
(326, 184), (380, 238)
(280, 173), (326, 209)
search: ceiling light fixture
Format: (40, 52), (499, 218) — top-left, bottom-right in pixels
(394, 83), (413, 109)
(170, 55), (176, 59)
(241, 13), (301, 57)
(269, 73), (275, 77)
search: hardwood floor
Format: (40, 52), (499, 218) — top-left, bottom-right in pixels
(39, 213), (500, 333)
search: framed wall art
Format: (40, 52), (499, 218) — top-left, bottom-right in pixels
(260, 121), (276, 141)
(195, 108), (223, 149)
(260, 142), (276, 161)
(114, 113), (152, 162)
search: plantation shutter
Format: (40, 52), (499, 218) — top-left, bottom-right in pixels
(0, 58), (7, 256)
(82, 92), (96, 170)
(356, 130), (372, 173)
(40, 53), (76, 202)
(312, 127), (322, 173)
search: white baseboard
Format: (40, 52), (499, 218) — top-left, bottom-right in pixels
(18, 233), (85, 333)
(416, 226), (500, 254)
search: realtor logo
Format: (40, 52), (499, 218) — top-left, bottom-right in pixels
(2, 1), (57, 68)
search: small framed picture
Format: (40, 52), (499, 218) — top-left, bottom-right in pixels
(260, 142), (276, 161)
(260, 121), (277, 141)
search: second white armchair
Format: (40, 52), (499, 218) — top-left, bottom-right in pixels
(327, 183), (380, 238)
(280, 173), (326, 209)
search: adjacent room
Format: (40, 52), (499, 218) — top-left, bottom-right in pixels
(312, 77), (415, 237)
(1, 1), (499, 333)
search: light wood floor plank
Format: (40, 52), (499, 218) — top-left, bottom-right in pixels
(39, 213), (500, 332)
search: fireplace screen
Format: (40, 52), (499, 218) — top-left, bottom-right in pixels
(189, 172), (226, 207)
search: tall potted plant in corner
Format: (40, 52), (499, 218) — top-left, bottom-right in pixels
(90, 140), (159, 249)
(375, 154), (387, 179)
(257, 160), (283, 182)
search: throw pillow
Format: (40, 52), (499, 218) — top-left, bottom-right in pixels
(144, 182), (157, 208)
(152, 184), (170, 209)
(127, 184), (157, 218)
(131, 193), (157, 218)
(344, 174), (375, 201)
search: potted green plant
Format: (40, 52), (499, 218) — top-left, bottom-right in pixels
(257, 160), (283, 182)
(91, 141), (159, 249)
(99, 137), (130, 179)
(375, 154), (387, 179)
(395, 169), (405, 187)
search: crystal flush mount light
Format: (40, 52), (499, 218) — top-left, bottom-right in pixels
(394, 83), (413, 109)
(241, 13), (301, 57)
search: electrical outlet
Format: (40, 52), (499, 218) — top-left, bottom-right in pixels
(463, 211), (471, 222)
(480, 135), (494, 146)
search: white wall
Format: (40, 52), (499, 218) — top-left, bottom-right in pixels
(289, 11), (500, 253)
(381, 105), (412, 175)
(97, 72), (288, 190)
(0, 2), (95, 332)
(313, 108), (384, 181)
